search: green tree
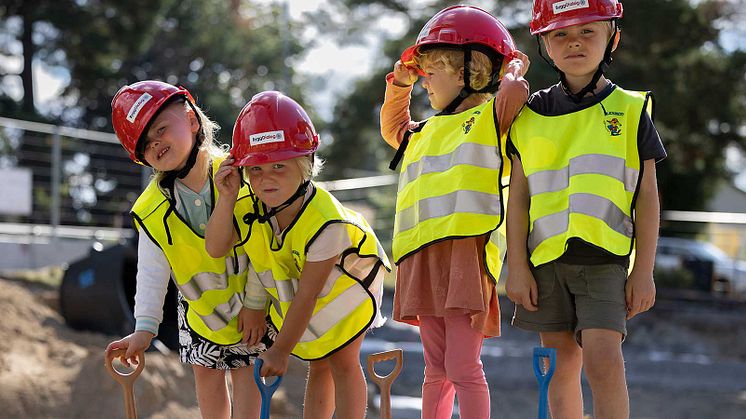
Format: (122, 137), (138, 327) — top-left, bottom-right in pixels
(322, 0), (746, 213)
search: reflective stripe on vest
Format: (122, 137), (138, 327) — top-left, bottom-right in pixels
(510, 86), (649, 266)
(392, 98), (507, 281)
(131, 157), (252, 345)
(244, 185), (390, 360)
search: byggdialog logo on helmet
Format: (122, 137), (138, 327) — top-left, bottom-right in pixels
(553, 0), (589, 14)
(250, 130), (285, 146)
(126, 93), (153, 123)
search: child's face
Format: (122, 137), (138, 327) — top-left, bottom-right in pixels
(140, 102), (199, 171)
(544, 21), (614, 81)
(246, 158), (305, 208)
(420, 63), (463, 111)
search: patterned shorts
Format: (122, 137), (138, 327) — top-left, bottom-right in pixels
(177, 293), (277, 369)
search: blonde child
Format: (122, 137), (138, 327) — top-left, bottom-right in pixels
(506, 1), (665, 418)
(380, 5), (529, 418)
(205, 91), (389, 419)
(105, 80), (274, 419)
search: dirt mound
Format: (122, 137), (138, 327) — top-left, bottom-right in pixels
(0, 277), (303, 419)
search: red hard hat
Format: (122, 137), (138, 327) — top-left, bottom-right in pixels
(400, 5), (516, 75)
(231, 91), (319, 167)
(530, 0), (623, 35)
(111, 80), (194, 165)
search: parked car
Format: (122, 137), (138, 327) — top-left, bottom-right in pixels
(656, 236), (746, 296)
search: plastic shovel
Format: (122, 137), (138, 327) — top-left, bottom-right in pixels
(105, 349), (145, 419)
(253, 358), (283, 419)
(367, 349), (403, 419)
(533, 347), (557, 419)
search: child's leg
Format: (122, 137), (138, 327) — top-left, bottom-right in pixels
(539, 331), (583, 419)
(581, 329), (628, 419)
(229, 365), (262, 419)
(419, 315), (456, 419)
(327, 333), (367, 419)
(193, 365), (230, 419)
(304, 357), (335, 419)
(442, 314), (490, 418)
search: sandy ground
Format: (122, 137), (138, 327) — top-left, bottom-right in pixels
(0, 277), (307, 419)
(3, 274), (746, 418)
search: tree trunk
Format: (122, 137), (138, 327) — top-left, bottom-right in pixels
(20, 1), (35, 114)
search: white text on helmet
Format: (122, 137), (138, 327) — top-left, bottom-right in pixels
(553, 0), (589, 14)
(250, 130), (285, 146)
(126, 93), (153, 123)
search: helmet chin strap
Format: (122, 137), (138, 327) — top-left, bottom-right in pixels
(537, 21), (618, 103)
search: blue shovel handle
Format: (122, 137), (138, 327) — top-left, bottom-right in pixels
(533, 347), (556, 419)
(253, 358), (283, 419)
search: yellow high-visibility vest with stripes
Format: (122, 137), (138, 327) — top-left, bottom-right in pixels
(242, 185), (390, 360)
(130, 157), (254, 345)
(393, 98), (508, 281)
(510, 86), (652, 267)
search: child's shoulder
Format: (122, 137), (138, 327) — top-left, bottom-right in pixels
(525, 83), (562, 114)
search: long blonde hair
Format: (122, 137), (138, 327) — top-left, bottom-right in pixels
(414, 48), (495, 103)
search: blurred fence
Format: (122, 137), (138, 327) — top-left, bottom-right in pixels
(2, 116), (746, 281)
(0, 116), (399, 270)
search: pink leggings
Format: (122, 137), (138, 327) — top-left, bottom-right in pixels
(420, 315), (490, 419)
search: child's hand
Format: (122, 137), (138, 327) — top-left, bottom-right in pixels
(506, 266), (539, 311)
(392, 60), (418, 87)
(257, 347), (289, 377)
(625, 269), (656, 319)
(505, 50), (530, 79)
(237, 307), (267, 347)
(104, 331), (154, 368)
(215, 157), (241, 200)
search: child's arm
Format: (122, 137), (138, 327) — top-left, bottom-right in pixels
(380, 61), (420, 149)
(205, 158), (240, 257)
(505, 156), (538, 311)
(106, 233), (169, 366)
(494, 51), (530, 138)
(238, 271), (269, 346)
(626, 159), (658, 319)
(257, 256), (338, 376)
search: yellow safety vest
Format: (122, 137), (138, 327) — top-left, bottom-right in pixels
(130, 158), (254, 345)
(241, 184), (391, 360)
(393, 98), (508, 281)
(510, 86), (651, 267)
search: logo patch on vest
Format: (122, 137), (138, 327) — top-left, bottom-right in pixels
(605, 117), (622, 136)
(462, 110), (480, 134)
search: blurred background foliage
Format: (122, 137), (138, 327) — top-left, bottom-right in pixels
(1, 0), (745, 213)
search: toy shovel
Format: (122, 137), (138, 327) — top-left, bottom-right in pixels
(253, 358), (283, 419)
(105, 349), (145, 419)
(533, 347), (556, 419)
(367, 349), (403, 419)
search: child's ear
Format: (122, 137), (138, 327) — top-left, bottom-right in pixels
(611, 29), (621, 52)
(187, 108), (200, 134)
(458, 67), (466, 87)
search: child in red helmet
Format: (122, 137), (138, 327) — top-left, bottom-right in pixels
(506, 1), (666, 417)
(380, 5), (529, 418)
(206, 91), (390, 418)
(106, 80), (274, 419)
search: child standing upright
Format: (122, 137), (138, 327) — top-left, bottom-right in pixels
(380, 5), (529, 418)
(206, 91), (389, 419)
(506, 1), (665, 418)
(105, 80), (273, 419)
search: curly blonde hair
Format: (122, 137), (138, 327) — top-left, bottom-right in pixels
(414, 48), (495, 103)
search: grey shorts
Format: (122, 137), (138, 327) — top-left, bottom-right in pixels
(512, 262), (627, 344)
